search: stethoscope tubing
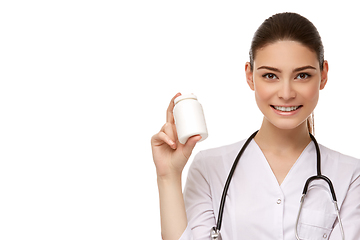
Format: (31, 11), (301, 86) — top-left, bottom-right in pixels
(212, 130), (345, 240)
(215, 130), (258, 231)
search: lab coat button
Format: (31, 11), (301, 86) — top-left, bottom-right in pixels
(323, 233), (327, 238)
(276, 199), (281, 204)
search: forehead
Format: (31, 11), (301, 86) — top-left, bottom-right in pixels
(254, 41), (319, 69)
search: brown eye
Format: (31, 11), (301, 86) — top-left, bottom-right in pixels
(263, 73), (278, 80)
(296, 73), (310, 79)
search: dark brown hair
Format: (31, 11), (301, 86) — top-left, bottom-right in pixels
(249, 12), (324, 72)
(249, 12), (324, 134)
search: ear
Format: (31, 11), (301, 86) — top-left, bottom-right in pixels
(245, 62), (255, 91)
(320, 60), (329, 90)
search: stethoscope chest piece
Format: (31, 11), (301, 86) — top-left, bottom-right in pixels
(211, 227), (222, 240)
(210, 130), (345, 240)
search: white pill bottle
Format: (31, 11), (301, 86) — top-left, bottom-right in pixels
(173, 94), (208, 144)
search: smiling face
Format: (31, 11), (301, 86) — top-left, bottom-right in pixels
(245, 40), (328, 131)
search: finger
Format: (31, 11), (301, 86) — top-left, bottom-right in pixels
(166, 92), (181, 123)
(152, 131), (177, 149)
(182, 135), (202, 159)
(160, 122), (178, 144)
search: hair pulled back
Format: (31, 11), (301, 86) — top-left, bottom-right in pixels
(249, 12), (324, 134)
(249, 12), (324, 72)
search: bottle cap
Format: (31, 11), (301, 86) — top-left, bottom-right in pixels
(174, 94), (197, 105)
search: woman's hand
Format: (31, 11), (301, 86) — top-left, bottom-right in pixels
(151, 93), (201, 180)
(151, 93), (201, 240)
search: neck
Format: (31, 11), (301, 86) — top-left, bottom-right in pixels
(254, 118), (311, 153)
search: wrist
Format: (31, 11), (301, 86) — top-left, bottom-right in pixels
(157, 173), (182, 187)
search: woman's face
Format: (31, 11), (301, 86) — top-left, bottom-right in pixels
(245, 40), (328, 131)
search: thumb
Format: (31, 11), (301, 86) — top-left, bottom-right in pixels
(182, 135), (202, 159)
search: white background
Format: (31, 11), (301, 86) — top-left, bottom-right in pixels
(1, 0), (359, 239)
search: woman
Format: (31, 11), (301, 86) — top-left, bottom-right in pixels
(151, 12), (360, 240)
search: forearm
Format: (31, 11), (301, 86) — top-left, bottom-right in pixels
(157, 175), (187, 240)
(152, 94), (200, 239)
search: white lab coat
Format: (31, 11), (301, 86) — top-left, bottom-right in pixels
(180, 139), (360, 240)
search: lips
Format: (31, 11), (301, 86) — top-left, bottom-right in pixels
(271, 105), (303, 112)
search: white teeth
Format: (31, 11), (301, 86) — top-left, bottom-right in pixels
(273, 106), (301, 112)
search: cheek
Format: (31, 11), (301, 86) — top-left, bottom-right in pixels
(254, 81), (274, 102)
(299, 82), (320, 103)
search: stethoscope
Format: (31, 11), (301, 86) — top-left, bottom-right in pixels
(211, 130), (345, 240)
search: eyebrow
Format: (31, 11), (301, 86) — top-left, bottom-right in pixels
(257, 65), (317, 73)
(294, 65), (317, 72)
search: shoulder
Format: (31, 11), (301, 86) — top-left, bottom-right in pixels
(185, 139), (250, 202)
(187, 139), (248, 183)
(197, 140), (246, 160)
(320, 144), (359, 166)
(192, 139), (247, 166)
(319, 144), (360, 181)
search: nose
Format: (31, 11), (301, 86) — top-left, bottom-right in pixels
(277, 80), (296, 100)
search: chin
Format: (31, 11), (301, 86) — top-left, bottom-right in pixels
(266, 118), (308, 131)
